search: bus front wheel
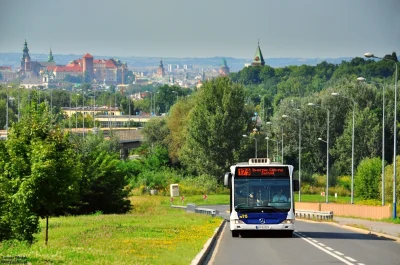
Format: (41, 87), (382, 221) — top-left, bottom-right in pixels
(283, 230), (293, 238)
(231, 230), (240, 237)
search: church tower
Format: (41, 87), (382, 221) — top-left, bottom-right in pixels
(21, 39), (30, 69)
(157, 59), (165, 77)
(48, 48), (54, 62)
(251, 41), (265, 67)
(219, 58), (230, 76)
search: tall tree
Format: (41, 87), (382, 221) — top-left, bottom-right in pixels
(179, 77), (249, 177)
(0, 100), (79, 244)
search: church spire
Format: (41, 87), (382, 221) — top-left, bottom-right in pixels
(23, 39), (29, 54)
(48, 48), (54, 62)
(251, 40), (265, 66)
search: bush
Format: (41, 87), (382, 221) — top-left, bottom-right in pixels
(336, 175), (351, 191)
(355, 157), (381, 200)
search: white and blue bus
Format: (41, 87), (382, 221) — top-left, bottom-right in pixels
(224, 158), (299, 237)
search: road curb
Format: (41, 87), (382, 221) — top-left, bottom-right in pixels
(330, 222), (400, 243)
(191, 219), (226, 265)
(297, 218), (400, 243)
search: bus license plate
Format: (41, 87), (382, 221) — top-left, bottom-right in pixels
(255, 225), (270, 230)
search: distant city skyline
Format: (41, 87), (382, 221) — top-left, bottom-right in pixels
(0, 0), (399, 59)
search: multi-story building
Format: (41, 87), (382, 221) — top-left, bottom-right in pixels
(167, 64), (173, 73)
(20, 40), (56, 78)
(0, 66), (17, 81)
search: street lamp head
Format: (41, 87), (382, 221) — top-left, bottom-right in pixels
(282, 114), (289, 118)
(266, 121), (272, 125)
(265, 137), (269, 140)
(307, 102), (316, 106)
(364, 52), (374, 58)
(318, 137), (322, 140)
(331, 92), (339, 96)
(357, 77), (366, 82)
(242, 135), (248, 138)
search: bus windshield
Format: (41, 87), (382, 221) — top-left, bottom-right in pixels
(233, 178), (291, 212)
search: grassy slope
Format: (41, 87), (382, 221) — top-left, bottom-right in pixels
(0, 196), (223, 265)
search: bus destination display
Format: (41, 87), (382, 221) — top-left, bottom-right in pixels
(236, 167), (289, 177)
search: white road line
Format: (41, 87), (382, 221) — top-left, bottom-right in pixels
(345, 257), (357, 262)
(318, 243), (326, 246)
(358, 263), (365, 265)
(312, 239), (318, 242)
(294, 232), (355, 265)
(326, 247), (333, 251)
(334, 251), (344, 256)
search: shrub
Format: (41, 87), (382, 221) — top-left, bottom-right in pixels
(336, 175), (351, 191)
(355, 157), (381, 200)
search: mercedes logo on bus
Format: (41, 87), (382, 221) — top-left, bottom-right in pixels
(259, 218), (266, 224)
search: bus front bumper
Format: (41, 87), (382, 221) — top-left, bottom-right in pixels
(230, 220), (295, 231)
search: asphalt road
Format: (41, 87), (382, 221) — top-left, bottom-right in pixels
(204, 205), (400, 265)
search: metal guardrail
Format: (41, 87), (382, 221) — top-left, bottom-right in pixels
(295, 210), (333, 220)
(171, 204), (219, 217)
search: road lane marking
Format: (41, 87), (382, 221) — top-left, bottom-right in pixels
(345, 257), (357, 262)
(294, 232), (355, 265)
(334, 251), (344, 255)
(326, 247), (333, 251)
(318, 243), (326, 246)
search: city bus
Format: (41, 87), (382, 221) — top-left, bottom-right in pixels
(224, 158), (299, 237)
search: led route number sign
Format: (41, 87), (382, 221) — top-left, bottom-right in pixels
(236, 167), (289, 177)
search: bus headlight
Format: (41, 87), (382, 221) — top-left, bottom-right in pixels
(234, 219), (245, 224)
(281, 219), (294, 224)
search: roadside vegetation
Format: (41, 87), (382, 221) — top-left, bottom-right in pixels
(1, 54), (400, 262)
(0, 196), (223, 265)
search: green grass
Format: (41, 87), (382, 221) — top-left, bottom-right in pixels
(0, 196), (223, 265)
(175, 194), (229, 206)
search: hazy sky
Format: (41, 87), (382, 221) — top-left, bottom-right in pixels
(0, 0), (399, 59)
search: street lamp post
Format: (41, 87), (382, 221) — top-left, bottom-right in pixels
(281, 127), (284, 163)
(265, 121), (284, 162)
(172, 90), (179, 103)
(18, 86), (22, 122)
(266, 137), (280, 162)
(309, 102), (330, 203)
(365, 53), (398, 218)
(82, 92), (85, 137)
(50, 88), (53, 115)
(6, 85), (11, 136)
(357, 77), (386, 206)
(69, 90), (72, 131)
(243, 129), (258, 158)
(76, 94), (79, 133)
(331, 92), (356, 204)
(282, 114), (302, 202)
(128, 93), (131, 130)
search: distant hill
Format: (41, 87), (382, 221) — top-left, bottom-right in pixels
(0, 52), (353, 72)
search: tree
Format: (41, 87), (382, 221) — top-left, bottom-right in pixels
(167, 97), (195, 163)
(179, 77), (249, 177)
(355, 157), (381, 199)
(0, 100), (79, 244)
(70, 132), (131, 215)
(142, 118), (170, 149)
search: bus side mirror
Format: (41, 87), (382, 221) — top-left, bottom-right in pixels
(224, 172), (232, 187)
(293, 179), (299, 191)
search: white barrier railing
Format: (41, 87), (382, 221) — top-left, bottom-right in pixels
(171, 204), (219, 217)
(295, 210), (333, 220)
